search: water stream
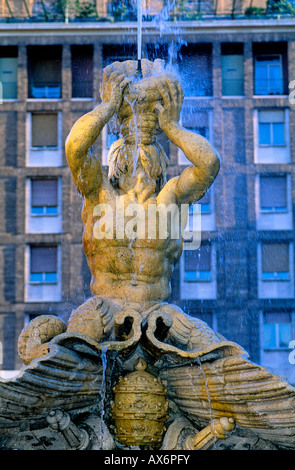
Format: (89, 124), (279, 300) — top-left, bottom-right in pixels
(137, 0), (142, 62)
(99, 0), (214, 449)
(98, 344), (109, 448)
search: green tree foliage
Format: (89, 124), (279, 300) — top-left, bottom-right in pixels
(266, 0), (295, 14)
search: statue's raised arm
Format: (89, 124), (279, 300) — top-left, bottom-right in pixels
(156, 79), (220, 206)
(65, 70), (131, 199)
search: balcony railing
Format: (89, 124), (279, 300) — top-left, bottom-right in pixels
(254, 78), (285, 95)
(0, 0), (294, 23)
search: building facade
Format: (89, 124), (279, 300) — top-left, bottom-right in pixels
(0, 1), (295, 384)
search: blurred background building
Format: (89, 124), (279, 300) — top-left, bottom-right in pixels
(0, 0), (295, 385)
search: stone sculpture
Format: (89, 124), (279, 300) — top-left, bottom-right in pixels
(1, 59), (295, 450)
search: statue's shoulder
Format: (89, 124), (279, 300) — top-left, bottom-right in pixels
(83, 171), (119, 206)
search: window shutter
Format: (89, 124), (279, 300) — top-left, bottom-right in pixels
(32, 58), (61, 87)
(31, 246), (57, 273)
(221, 54), (244, 95)
(185, 244), (211, 271)
(264, 312), (291, 324)
(31, 113), (58, 147)
(262, 242), (289, 273)
(260, 175), (287, 208)
(0, 57), (18, 99)
(259, 110), (285, 123)
(31, 179), (58, 206)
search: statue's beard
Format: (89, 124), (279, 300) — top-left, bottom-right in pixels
(108, 138), (169, 192)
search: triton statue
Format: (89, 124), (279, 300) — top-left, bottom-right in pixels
(1, 59), (295, 451)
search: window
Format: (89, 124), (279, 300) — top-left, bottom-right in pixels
(256, 174), (292, 231)
(25, 245), (61, 301)
(258, 242), (294, 299)
(263, 312), (291, 349)
(188, 204), (198, 231)
(31, 179), (58, 216)
(102, 44), (137, 67)
(253, 42), (288, 96)
(178, 109), (212, 165)
(179, 125), (209, 165)
(178, 44), (212, 97)
(254, 55), (283, 95)
(107, 126), (119, 149)
(71, 45), (93, 99)
(254, 109), (290, 164)
(186, 191), (211, 231)
(181, 243), (216, 299)
(221, 44), (244, 96)
(30, 246), (57, 283)
(26, 178), (62, 233)
(184, 244), (211, 281)
(28, 46), (62, 99)
(261, 242), (290, 281)
(102, 121), (120, 165)
(146, 43), (168, 62)
(186, 185), (215, 233)
(0, 47), (18, 99)
(31, 113), (58, 148)
(258, 110), (285, 146)
(27, 112), (62, 167)
(184, 203), (201, 239)
(259, 175), (287, 212)
(198, 189), (211, 214)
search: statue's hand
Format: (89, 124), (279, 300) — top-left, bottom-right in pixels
(101, 71), (132, 113)
(155, 79), (184, 131)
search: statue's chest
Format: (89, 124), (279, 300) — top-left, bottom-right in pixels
(84, 195), (182, 248)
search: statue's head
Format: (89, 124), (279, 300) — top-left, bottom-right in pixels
(101, 59), (182, 192)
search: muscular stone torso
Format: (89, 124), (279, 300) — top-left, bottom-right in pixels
(82, 174), (183, 304)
